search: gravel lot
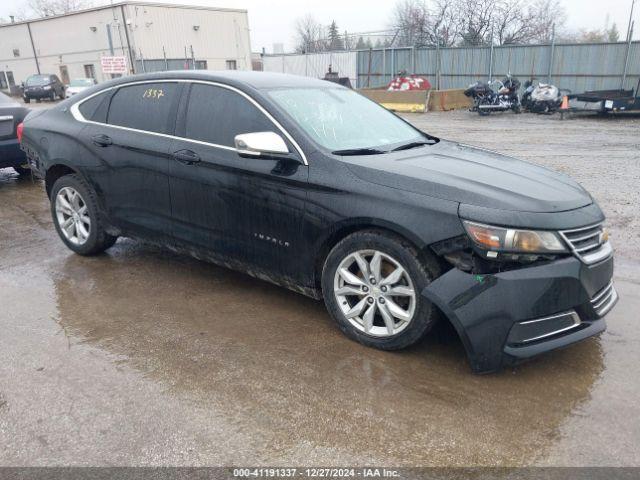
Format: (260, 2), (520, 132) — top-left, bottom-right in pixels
(1, 105), (639, 467)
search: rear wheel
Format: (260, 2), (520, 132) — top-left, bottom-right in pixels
(23, 97), (30, 104)
(321, 230), (441, 350)
(50, 174), (117, 255)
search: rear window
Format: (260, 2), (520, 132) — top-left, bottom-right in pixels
(107, 82), (179, 134)
(78, 91), (112, 123)
(25, 75), (50, 86)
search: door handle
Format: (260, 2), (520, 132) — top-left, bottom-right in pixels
(173, 149), (201, 165)
(91, 134), (113, 147)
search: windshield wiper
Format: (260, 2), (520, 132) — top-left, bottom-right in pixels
(391, 141), (433, 152)
(331, 148), (387, 156)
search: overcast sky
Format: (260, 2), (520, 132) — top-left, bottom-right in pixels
(1, 0), (637, 52)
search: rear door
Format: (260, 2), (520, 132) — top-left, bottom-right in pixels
(78, 81), (181, 241)
(168, 82), (309, 281)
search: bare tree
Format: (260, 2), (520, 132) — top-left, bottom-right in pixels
(10, 0), (93, 20)
(428, 0), (461, 46)
(391, 0), (566, 47)
(456, 0), (496, 45)
(293, 14), (326, 53)
(391, 0), (460, 47)
(391, 0), (430, 47)
(526, 0), (566, 43)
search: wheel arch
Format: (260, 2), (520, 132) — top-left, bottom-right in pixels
(44, 162), (79, 198)
(313, 218), (432, 292)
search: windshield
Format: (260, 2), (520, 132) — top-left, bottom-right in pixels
(70, 78), (94, 87)
(267, 87), (424, 152)
(26, 75), (51, 86)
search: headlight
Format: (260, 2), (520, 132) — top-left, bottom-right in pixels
(462, 220), (567, 254)
(43, 85), (52, 90)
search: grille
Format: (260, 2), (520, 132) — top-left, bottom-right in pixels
(590, 281), (617, 317)
(559, 223), (610, 264)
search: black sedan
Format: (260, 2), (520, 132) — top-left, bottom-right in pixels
(20, 71), (617, 373)
(0, 92), (30, 175)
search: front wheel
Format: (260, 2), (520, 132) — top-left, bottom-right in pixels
(50, 174), (117, 255)
(321, 230), (441, 350)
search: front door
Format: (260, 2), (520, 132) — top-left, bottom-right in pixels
(78, 81), (182, 241)
(168, 82), (309, 282)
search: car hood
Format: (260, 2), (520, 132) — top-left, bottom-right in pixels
(343, 140), (592, 213)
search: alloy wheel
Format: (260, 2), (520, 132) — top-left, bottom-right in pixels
(55, 187), (91, 245)
(333, 249), (416, 337)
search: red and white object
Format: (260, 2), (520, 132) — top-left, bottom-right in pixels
(387, 76), (431, 91)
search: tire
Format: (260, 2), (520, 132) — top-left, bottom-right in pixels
(23, 97), (30, 104)
(321, 230), (441, 351)
(13, 166), (31, 176)
(36, 98), (41, 103)
(50, 174), (117, 256)
(49, 92), (55, 102)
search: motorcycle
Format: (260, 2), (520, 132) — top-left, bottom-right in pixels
(521, 79), (570, 114)
(464, 75), (521, 115)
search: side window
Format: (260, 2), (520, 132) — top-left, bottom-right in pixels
(184, 83), (276, 147)
(78, 91), (112, 123)
(107, 82), (178, 134)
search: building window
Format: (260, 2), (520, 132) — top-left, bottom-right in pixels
(84, 64), (96, 79)
(225, 60), (237, 70)
(0, 72), (15, 89)
(12, 49), (20, 58)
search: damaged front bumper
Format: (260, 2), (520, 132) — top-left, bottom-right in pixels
(423, 253), (616, 374)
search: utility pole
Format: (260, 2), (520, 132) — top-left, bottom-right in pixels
(625, 0), (636, 42)
(26, 22), (40, 74)
(622, 20), (634, 88)
(547, 23), (556, 84)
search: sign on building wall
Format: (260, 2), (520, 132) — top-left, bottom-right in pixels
(101, 56), (128, 74)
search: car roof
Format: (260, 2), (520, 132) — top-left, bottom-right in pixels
(104, 70), (336, 91)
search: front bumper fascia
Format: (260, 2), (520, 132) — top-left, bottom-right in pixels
(423, 254), (616, 373)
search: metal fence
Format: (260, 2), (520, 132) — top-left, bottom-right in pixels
(263, 51), (358, 87)
(263, 41), (640, 94)
(134, 58), (208, 73)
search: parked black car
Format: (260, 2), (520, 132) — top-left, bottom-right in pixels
(20, 71), (617, 373)
(22, 74), (65, 103)
(0, 92), (30, 175)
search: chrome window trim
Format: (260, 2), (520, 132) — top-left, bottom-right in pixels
(69, 78), (308, 166)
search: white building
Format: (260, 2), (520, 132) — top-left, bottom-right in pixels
(0, 1), (252, 92)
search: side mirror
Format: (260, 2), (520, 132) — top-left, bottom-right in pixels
(234, 131), (289, 157)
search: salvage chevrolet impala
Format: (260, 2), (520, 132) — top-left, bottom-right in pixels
(20, 71), (617, 373)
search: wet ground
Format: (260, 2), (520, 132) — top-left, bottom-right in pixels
(1, 111), (639, 466)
